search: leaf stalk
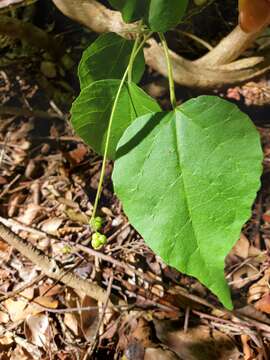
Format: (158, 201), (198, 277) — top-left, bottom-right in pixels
(158, 32), (177, 109)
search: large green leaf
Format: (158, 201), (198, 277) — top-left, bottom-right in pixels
(71, 79), (160, 159)
(113, 96), (263, 308)
(78, 33), (145, 89)
(108, 0), (149, 22)
(108, 0), (188, 31)
(148, 0), (189, 32)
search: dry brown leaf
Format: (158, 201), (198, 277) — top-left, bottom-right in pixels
(34, 296), (58, 309)
(10, 345), (31, 360)
(4, 297), (46, 321)
(0, 239), (11, 262)
(16, 204), (41, 225)
(24, 314), (49, 348)
(18, 287), (34, 300)
(254, 293), (270, 314)
(144, 347), (181, 360)
(133, 318), (153, 348)
(39, 283), (63, 297)
(231, 264), (260, 289)
(8, 192), (26, 217)
(232, 233), (250, 259)
(63, 288), (83, 337)
(236, 304), (270, 325)
(0, 311), (9, 323)
(64, 143), (88, 165)
(13, 335), (42, 360)
(248, 269), (270, 303)
(80, 295), (99, 341)
(0, 176), (7, 185)
(64, 312), (79, 336)
(154, 322), (241, 360)
(4, 298), (28, 322)
(263, 210), (270, 223)
(0, 332), (13, 345)
(241, 335), (254, 360)
(40, 218), (63, 235)
(124, 340), (145, 360)
(65, 208), (89, 224)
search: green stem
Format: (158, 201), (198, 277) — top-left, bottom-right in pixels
(128, 35), (141, 83)
(91, 31), (145, 224)
(90, 66), (129, 223)
(90, 28), (155, 224)
(158, 33), (177, 109)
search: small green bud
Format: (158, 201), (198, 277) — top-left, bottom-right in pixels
(62, 245), (72, 254)
(91, 232), (107, 249)
(90, 216), (103, 232)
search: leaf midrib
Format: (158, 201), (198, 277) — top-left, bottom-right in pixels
(173, 110), (201, 270)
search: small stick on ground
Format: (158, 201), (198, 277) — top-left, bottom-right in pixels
(0, 273), (45, 302)
(0, 222), (110, 304)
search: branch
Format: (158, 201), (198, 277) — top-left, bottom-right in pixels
(51, 0), (270, 89)
(52, 0), (137, 36)
(0, 222), (110, 304)
(144, 39), (270, 89)
(194, 25), (259, 66)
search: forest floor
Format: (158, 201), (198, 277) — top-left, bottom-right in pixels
(0, 1), (270, 359)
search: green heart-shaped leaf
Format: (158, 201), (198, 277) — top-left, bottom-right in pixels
(108, 0), (149, 22)
(113, 96), (263, 308)
(71, 79), (160, 159)
(78, 33), (145, 89)
(148, 0), (189, 32)
(108, 0), (188, 31)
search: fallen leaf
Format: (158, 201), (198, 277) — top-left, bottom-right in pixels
(231, 264), (260, 289)
(64, 313), (79, 336)
(133, 318), (152, 348)
(124, 339), (145, 360)
(39, 283), (63, 297)
(64, 143), (88, 165)
(0, 332), (13, 345)
(16, 204), (41, 225)
(232, 233), (249, 259)
(248, 269), (270, 303)
(10, 345), (31, 360)
(0, 176), (7, 185)
(0, 311), (9, 323)
(154, 322), (241, 360)
(24, 314), (49, 347)
(4, 298), (28, 322)
(40, 218), (63, 235)
(241, 335), (254, 360)
(145, 347), (181, 360)
(65, 208), (89, 224)
(263, 210), (270, 223)
(255, 293), (270, 314)
(34, 296), (58, 309)
(80, 296), (99, 341)
(0, 239), (11, 262)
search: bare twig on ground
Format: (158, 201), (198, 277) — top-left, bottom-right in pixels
(0, 273), (45, 301)
(0, 222), (110, 304)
